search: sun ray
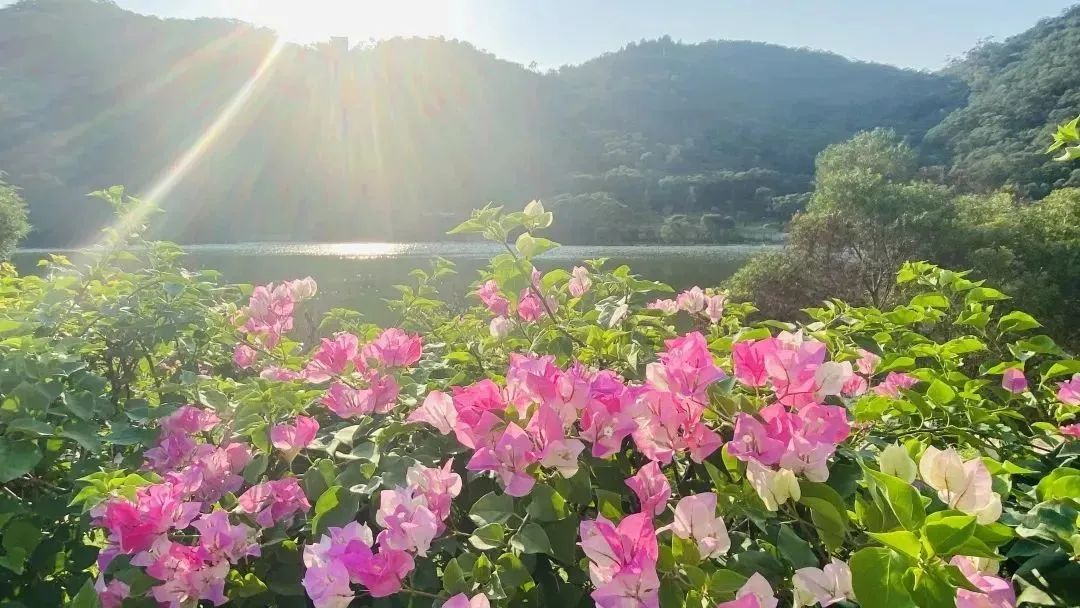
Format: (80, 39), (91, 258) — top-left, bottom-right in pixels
(95, 37), (287, 247)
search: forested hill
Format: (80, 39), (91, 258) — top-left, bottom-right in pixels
(0, 0), (977, 245)
(926, 4), (1080, 198)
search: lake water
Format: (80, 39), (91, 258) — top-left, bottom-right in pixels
(12, 242), (775, 324)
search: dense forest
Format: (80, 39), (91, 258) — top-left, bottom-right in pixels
(0, 0), (970, 246)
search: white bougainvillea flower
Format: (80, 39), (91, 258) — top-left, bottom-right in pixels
(746, 460), (800, 511)
(669, 492), (731, 559)
(793, 558), (854, 607)
(878, 443), (917, 483)
(919, 446), (1002, 524)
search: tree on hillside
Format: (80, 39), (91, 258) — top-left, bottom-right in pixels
(0, 177), (29, 259)
(728, 130), (953, 316)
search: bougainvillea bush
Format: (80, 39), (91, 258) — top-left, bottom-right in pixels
(2, 194), (1080, 608)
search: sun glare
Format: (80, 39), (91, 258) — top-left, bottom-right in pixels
(230, 0), (470, 46)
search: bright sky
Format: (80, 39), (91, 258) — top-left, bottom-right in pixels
(9, 0), (1080, 69)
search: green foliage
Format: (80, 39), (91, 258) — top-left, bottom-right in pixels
(0, 177), (29, 259)
(0, 197), (1077, 606)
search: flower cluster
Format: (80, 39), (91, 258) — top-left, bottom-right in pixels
(234, 277), (316, 350)
(302, 461), (461, 606)
(726, 332), (853, 507)
(92, 406), (274, 606)
(648, 285), (726, 323)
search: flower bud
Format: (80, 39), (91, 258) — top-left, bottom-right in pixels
(489, 316), (511, 339)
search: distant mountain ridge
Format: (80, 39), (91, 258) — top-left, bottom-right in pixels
(1, 0), (1070, 245)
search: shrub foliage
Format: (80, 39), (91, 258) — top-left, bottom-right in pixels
(1, 194), (1079, 608)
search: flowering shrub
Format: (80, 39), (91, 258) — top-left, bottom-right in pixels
(1, 194), (1080, 607)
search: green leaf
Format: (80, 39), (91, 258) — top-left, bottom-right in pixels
(441, 557), (469, 594)
(510, 522), (552, 555)
(907, 562), (964, 608)
(311, 486), (359, 535)
(868, 530), (923, 559)
(5, 417), (54, 437)
(997, 310), (1041, 333)
(708, 569), (748, 597)
(964, 287), (1008, 303)
(469, 492), (515, 526)
(526, 484), (569, 522)
(69, 577), (101, 608)
(469, 523), (506, 550)
(60, 420), (102, 451)
(777, 524), (818, 569)
(672, 534), (701, 567)
(227, 571), (269, 599)
(850, 547), (915, 608)
(495, 552), (532, 590)
(0, 438), (42, 483)
(515, 234), (558, 259)
(864, 466), (927, 531)
(926, 380), (956, 405)
(0, 519), (42, 575)
(911, 293), (949, 309)
(924, 514), (976, 556)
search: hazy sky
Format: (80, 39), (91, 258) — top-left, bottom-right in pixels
(9, 0), (1080, 69)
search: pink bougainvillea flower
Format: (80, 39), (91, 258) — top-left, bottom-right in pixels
(951, 556), (1017, 608)
(240, 282), (296, 347)
(762, 332), (827, 407)
(684, 420), (724, 463)
(160, 405), (221, 436)
(362, 328), (422, 368)
(191, 510), (260, 563)
(856, 349), (881, 376)
(271, 415), (319, 459)
(475, 279), (510, 316)
(303, 560), (354, 608)
(797, 403), (851, 446)
(405, 460), (462, 525)
(144, 432), (197, 472)
(450, 380), (507, 449)
(716, 596), (761, 608)
(579, 512), (659, 585)
(353, 547), (415, 597)
(669, 492), (731, 558)
(95, 576), (130, 608)
(375, 487), (440, 556)
(732, 339), (770, 387)
(592, 569), (661, 608)
(1057, 373), (1080, 405)
(793, 558), (854, 607)
(734, 573), (779, 608)
(705, 294), (726, 323)
(444, 593), (492, 608)
(647, 298), (679, 314)
(728, 413), (786, 465)
(322, 381), (375, 419)
(647, 332), (726, 400)
(93, 483), (201, 554)
(676, 286), (707, 313)
(630, 390), (685, 464)
(166, 442), (251, 504)
(233, 344), (257, 369)
(919, 446), (1002, 524)
(133, 538), (229, 608)
(569, 266), (592, 298)
(236, 478), (311, 527)
(1001, 368), (1028, 393)
(517, 290), (544, 322)
(539, 438), (586, 478)
(778, 435), (834, 482)
(408, 391), (458, 435)
(581, 397), (637, 458)
(841, 373), (868, 397)
(303, 333), (359, 383)
(466, 423), (538, 496)
(1060, 423), (1080, 439)
(873, 372), (918, 398)
(625, 461), (671, 517)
